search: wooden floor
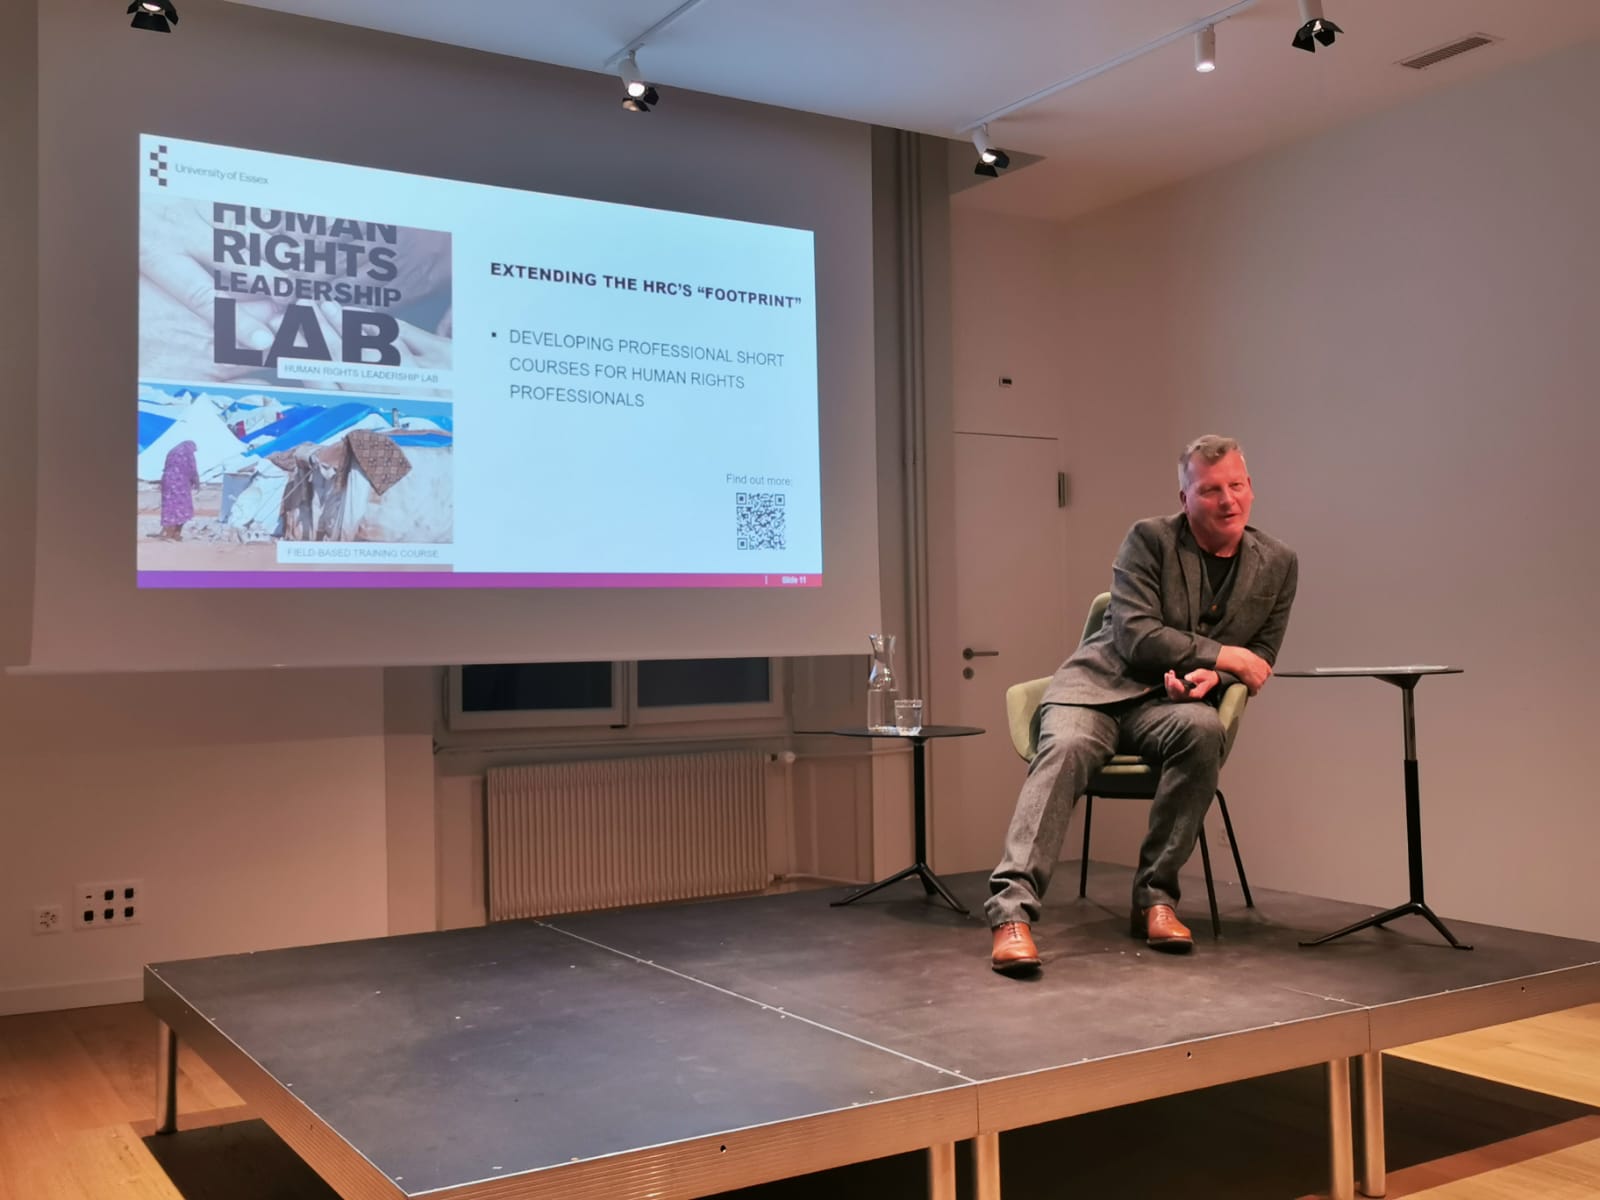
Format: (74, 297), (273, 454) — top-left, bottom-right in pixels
(1375, 1006), (1600, 1200)
(1, 1001), (1598, 1200)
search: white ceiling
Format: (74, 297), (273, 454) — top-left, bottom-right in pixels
(227, 0), (1600, 222)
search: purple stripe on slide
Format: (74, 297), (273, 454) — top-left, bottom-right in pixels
(137, 571), (823, 589)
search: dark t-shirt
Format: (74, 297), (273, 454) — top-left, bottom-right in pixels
(1199, 549), (1237, 630)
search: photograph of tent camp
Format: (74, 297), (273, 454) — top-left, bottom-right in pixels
(136, 382), (454, 572)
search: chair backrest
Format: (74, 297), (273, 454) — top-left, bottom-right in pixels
(1005, 592), (1113, 761)
(1006, 588), (1250, 765)
(1005, 676), (1051, 760)
(1080, 592), (1111, 646)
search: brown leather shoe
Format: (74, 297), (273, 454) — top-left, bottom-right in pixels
(991, 922), (1041, 975)
(1132, 904), (1194, 953)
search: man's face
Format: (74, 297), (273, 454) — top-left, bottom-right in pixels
(1180, 450), (1254, 553)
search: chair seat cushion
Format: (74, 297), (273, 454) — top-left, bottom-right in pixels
(1089, 755), (1158, 798)
(1103, 754), (1147, 768)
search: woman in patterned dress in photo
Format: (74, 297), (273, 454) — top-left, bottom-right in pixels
(159, 440), (199, 540)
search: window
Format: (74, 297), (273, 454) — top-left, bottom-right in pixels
(460, 661), (615, 712)
(448, 662), (624, 729)
(632, 657), (780, 724)
(445, 658), (782, 731)
(637, 658), (771, 708)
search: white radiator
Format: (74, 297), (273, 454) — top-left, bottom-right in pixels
(486, 749), (770, 920)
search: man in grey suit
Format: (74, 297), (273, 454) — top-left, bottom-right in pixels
(988, 435), (1298, 974)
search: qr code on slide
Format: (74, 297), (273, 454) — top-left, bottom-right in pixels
(736, 492), (787, 550)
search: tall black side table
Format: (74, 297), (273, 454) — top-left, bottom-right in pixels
(803, 725), (983, 916)
(1278, 666), (1471, 950)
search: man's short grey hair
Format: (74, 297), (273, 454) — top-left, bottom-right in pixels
(1178, 435), (1243, 489)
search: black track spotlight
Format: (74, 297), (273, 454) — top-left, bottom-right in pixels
(972, 125), (1011, 178)
(618, 50), (659, 112)
(622, 86), (659, 113)
(1292, 0), (1342, 52)
(128, 0), (178, 32)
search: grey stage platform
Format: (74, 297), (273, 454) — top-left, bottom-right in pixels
(144, 865), (1600, 1200)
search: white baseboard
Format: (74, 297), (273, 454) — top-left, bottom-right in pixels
(0, 975), (142, 1016)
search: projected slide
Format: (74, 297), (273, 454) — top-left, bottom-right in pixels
(136, 135), (821, 589)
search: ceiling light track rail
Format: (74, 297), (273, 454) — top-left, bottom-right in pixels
(603, 0), (711, 70)
(959, 0), (1262, 136)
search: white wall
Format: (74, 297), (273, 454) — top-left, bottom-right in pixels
(950, 39), (1600, 938)
(384, 668), (439, 934)
(0, 1), (37, 666)
(0, 669), (390, 1015)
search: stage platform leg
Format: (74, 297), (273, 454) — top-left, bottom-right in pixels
(973, 1131), (1000, 1200)
(155, 1021), (178, 1136)
(1329, 1057), (1355, 1200)
(927, 1142), (955, 1200)
(1359, 1050), (1387, 1197)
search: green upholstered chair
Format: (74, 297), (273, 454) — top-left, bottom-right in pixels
(1003, 592), (1255, 935)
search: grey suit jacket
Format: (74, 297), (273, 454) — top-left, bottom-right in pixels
(1041, 513), (1299, 707)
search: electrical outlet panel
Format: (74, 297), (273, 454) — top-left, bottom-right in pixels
(74, 880), (144, 929)
(33, 905), (65, 935)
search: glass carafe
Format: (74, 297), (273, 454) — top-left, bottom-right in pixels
(866, 634), (899, 733)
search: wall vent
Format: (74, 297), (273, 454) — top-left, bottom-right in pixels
(1399, 34), (1498, 71)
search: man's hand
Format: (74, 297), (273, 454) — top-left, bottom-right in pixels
(1164, 668), (1219, 702)
(1215, 645), (1273, 695)
(138, 280), (285, 385)
(142, 197), (283, 352)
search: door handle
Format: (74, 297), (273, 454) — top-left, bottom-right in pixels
(963, 648), (1000, 660)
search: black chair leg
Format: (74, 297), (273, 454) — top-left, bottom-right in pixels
(1078, 795), (1095, 897)
(1215, 788), (1254, 908)
(1197, 826), (1222, 938)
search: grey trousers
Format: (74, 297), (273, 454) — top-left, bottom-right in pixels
(985, 698), (1224, 927)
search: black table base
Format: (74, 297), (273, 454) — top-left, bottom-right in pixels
(1299, 900), (1472, 950)
(831, 861), (967, 914)
(1282, 669), (1472, 951)
(811, 725), (983, 918)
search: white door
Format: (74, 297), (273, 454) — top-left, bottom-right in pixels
(935, 433), (1069, 875)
